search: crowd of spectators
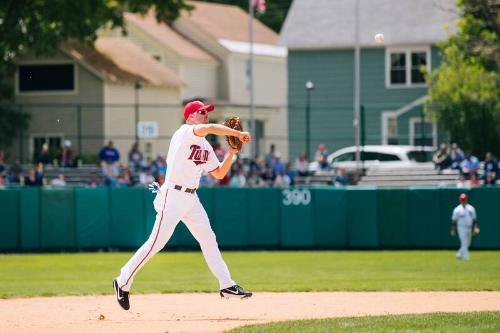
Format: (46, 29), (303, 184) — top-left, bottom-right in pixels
(0, 141), (349, 189)
(432, 143), (499, 186)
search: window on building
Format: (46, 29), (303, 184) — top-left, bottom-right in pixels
(387, 48), (429, 87)
(411, 52), (427, 84)
(390, 53), (406, 84)
(19, 64), (75, 92)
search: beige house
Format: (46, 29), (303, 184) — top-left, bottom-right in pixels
(173, 1), (288, 158)
(13, 37), (183, 164)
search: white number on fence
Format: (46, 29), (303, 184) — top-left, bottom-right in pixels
(282, 189), (311, 206)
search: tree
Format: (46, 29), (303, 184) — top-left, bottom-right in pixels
(427, 0), (500, 157)
(0, 0), (191, 147)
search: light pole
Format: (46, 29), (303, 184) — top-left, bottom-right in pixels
(354, 0), (361, 170)
(305, 80), (315, 161)
(134, 80), (142, 145)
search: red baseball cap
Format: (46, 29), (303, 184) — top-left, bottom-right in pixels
(459, 193), (468, 202)
(183, 101), (214, 120)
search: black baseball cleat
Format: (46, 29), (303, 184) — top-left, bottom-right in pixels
(113, 279), (130, 310)
(220, 285), (252, 299)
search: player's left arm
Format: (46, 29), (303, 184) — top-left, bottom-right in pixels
(194, 124), (251, 143)
(210, 148), (238, 179)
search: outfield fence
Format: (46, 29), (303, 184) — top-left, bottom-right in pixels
(0, 186), (499, 251)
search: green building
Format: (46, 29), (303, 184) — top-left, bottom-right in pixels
(279, 0), (458, 161)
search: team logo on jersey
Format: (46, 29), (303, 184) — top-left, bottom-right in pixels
(188, 145), (209, 165)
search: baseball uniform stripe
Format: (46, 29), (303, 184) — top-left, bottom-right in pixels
(121, 190), (169, 289)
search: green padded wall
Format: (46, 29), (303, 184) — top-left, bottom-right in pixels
(280, 188), (315, 247)
(247, 188), (281, 247)
(213, 188), (248, 247)
(377, 189), (409, 248)
(40, 188), (75, 248)
(408, 188), (441, 248)
(0, 189), (20, 250)
(313, 188), (347, 248)
(74, 187), (110, 248)
(109, 188), (145, 248)
(467, 187), (500, 249)
(347, 188), (378, 248)
(20, 188), (40, 249)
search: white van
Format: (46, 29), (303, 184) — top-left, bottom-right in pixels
(309, 145), (435, 172)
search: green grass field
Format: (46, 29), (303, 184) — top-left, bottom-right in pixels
(0, 250), (499, 298)
(229, 312), (500, 333)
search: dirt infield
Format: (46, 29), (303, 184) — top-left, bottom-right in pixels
(1, 292), (500, 333)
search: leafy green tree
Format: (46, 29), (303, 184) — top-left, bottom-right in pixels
(427, 0), (500, 157)
(0, 0), (191, 147)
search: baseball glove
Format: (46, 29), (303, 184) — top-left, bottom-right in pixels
(473, 226), (480, 236)
(223, 116), (243, 151)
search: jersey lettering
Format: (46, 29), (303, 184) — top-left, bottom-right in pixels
(188, 144), (209, 165)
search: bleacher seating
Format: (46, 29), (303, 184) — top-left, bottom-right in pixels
(358, 163), (460, 187)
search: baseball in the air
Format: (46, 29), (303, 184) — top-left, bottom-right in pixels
(374, 33), (385, 44)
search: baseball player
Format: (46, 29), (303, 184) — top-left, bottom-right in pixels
(113, 101), (252, 310)
(450, 193), (479, 261)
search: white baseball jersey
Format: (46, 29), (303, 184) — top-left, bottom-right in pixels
(452, 204), (476, 228)
(164, 124), (220, 189)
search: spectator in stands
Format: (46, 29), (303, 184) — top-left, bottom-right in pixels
(99, 141), (120, 176)
(265, 144), (276, 168)
(139, 166), (155, 186)
(249, 155), (264, 175)
(460, 154), (480, 178)
(274, 170), (291, 187)
(315, 143), (329, 170)
(152, 154), (167, 179)
(118, 167), (134, 187)
(285, 162), (297, 185)
(24, 167), (44, 186)
(8, 160), (23, 184)
(58, 140), (74, 168)
(295, 152), (309, 177)
(0, 173), (5, 188)
(229, 169), (246, 187)
(127, 142), (144, 172)
(262, 167), (274, 186)
(456, 175), (469, 189)
(271, 152), (286, 177)
(449, 143), (464, 170)
(484, 172), (497, 185)
(89, 174), (102, 187)
(469, 173), (481, 187)
(36, 143), (52, 167)
(50, 173), (67, 187)
(333, 167), (348, 186)
(247, 170), (265, 187)
(483, 152), (498, 180)
(155, 172), (165, 186)
(432, 143), (450, 171)
(230, 155), (244, 178)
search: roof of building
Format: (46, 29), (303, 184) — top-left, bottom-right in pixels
(64, 37), (184, 88)
(124, 12), (215, 61)
(182, 1), (279, 44)
(279, 0), (459, 49)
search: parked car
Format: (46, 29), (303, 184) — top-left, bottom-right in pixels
(309, 145), (435, 172)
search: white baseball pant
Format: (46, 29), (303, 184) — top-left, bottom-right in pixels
(116, 187), (235, 291)
(456, 225), (472, 260)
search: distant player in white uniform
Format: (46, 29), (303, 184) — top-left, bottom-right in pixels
(450, 193), (479, 261)
(113, 101), (252, 310)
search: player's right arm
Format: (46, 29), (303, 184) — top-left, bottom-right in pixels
(210, 148), (239, 179)
(193, 124), (251, 143)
